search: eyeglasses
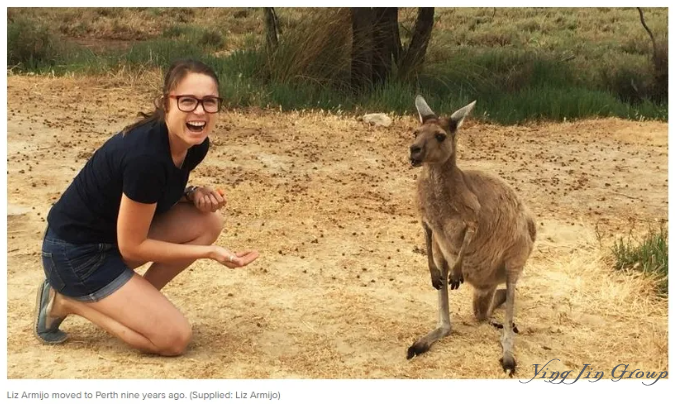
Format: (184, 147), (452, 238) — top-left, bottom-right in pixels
(168, 94), (223, 113)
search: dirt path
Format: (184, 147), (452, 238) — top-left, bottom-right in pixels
(6, 75), (668, 379)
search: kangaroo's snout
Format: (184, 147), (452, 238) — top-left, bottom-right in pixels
(410, 144), (423, 166)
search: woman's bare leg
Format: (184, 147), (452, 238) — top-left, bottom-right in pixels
(50, 273), (191, 356)
(46, 203), (223, 355)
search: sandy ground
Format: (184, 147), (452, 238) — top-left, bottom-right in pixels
(6, 75), (668, 379)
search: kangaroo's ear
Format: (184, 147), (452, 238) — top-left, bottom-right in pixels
(448, 100), (476, 130)
(415, 95), (437, 124)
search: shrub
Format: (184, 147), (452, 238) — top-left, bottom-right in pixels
(599, 57), (655, 104)
(612, 222), (668, 296)
(7, 16), (58, 70)
(199, 30), (225, 49)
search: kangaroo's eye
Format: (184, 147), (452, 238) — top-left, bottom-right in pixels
(435, 133), (446, 142)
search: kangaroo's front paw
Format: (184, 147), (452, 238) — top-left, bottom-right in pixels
(430, 272), (444, 290)
(449, 272), (464, 290)
(500, 355), (517, 377)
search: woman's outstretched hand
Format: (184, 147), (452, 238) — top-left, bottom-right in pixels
(193, 187), (227, 213)
(210, 246), (260, 268)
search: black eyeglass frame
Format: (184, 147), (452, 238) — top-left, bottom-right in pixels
(168, 94), (223, 113)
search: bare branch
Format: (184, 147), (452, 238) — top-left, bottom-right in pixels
(637, 7), (657, 64)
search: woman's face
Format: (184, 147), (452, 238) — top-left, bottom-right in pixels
(165, 72), (220, 147)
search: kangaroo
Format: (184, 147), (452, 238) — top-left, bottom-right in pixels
(406, 95), (536, 376)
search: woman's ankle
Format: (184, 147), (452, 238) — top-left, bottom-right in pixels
(48, 289), (70, 318)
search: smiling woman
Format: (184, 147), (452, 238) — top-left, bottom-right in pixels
(34, 59), (259, 355)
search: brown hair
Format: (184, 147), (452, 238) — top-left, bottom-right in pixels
(122, 59), (220, 135)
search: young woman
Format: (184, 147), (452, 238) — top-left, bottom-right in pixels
(35, 59), (259, 356)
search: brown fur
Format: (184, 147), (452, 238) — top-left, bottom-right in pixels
(416, 167), (536, 290)
(406, 96), (536, 376)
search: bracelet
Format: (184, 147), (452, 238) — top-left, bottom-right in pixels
(184, 185), (199, 201)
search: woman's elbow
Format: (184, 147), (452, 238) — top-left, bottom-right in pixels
(118, 241), (142, 262)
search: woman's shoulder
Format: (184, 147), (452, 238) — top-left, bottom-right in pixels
(120, 121), (167, 153)
(123, 119), (166, 140)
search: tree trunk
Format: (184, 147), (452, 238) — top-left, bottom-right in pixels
(372, 8), (399, 87)
(398, 7), (434, 80)
(264, 7), (279, 52)
(350, 8), (374, 92)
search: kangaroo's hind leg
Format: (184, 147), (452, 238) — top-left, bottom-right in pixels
(499, 273), (520, 376)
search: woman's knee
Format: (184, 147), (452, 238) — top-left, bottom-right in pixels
(154, 323), (193, 356)
(201, 212), (223, 244)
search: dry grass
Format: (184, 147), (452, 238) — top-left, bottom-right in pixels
(8, 7), (279, 49)
(433, 7), (667, 47)
(10, 7), (666, 55)
(265, 9), (352, 85)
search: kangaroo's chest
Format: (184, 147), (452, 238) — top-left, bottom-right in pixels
(424, 217), (467, 268)
(419, 189), (466, 243)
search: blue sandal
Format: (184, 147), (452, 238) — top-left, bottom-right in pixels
(34, 279), (68, 344)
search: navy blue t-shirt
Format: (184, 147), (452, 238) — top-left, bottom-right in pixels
(47, 120), (209, 245)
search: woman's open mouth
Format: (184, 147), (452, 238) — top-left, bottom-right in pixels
(186, 121), (206, 133)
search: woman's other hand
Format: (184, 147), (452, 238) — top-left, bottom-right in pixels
(193, 187), (226, 213)
(210, 246), (260, 268)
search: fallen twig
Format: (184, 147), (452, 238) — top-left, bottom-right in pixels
(611, 190), (641, 200)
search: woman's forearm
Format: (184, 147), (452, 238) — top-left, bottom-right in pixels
(120, 238), (215, 264)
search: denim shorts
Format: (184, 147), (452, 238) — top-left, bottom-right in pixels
(41, 226), (134, 302)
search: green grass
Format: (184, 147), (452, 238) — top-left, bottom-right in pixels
(612, 223), (668, 297)
(6, 8), (668, 124)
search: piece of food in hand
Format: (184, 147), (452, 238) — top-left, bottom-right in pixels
(217, 189), (225, 196)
